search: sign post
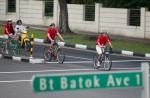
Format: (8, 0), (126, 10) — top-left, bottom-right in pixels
(32, 71), (143, 92)
(141, 62), (149, 98)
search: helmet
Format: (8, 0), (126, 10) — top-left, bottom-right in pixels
(101, 30), (107, 34)
(7, 19), (12, 22)
(50, 22), (55, 26)
(17, 19), (22, 25)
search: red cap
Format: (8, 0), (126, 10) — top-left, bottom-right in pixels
(50, 23), (55, 26)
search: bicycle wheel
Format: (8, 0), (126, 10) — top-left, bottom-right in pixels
(57, 48), (65, 64)
(24, 41), (31, 51)
(12, 42), (20, 56)
(93, 54), (100, 69)
(43, 47), (52, 61)
(103, 55), (112, 71)
(1, 42), (7, 54)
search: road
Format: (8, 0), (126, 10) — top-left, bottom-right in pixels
(0, 44), (149, 98)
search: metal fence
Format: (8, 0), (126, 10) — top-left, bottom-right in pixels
(8, 0), (16, 12)
(45, 0), (54, 16)
(85, 5), (95, 21)
(128, 9), (141, 26)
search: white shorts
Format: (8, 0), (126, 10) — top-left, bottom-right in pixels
(4, 34), (13, 39)
(96, 45), (104, 54)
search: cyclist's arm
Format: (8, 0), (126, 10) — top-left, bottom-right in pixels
(14, 27), (19, 34)
(56, 32), (64, 41)
(97, 36), (103, 47)
(6, 28), (9, 35)
(47, 34), (54, 42)
(108, 42), (113, 48)
(97, 42), (103, 48)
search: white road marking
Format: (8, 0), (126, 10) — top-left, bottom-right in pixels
(45, 60), (150, 64)
(0, 69), (96, 74)
(111, 68), (140, 70)
(65, 55), (150, 62)
(113, 60), (150, 62)
(46, 61), (92, 64)
(65, 55), (93, 60)
(0, 67), (142, 74)
(0, 80), (31, 83)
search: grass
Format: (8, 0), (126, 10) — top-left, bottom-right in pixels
(0, 26), (150, 53)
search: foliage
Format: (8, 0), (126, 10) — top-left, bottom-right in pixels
(67, 0), (150, 9)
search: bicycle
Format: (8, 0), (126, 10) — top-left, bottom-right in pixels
(0, 36), (20, 55)
(93, 47), (112, 71)
(43, 41), (65, 64)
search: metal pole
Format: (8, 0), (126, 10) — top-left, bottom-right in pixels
(141, 62), (149, 98)
(30, 34), (34, 58)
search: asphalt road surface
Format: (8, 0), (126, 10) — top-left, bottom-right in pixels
(0, 44), (149, 98)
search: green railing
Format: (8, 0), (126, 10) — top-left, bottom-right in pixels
(0, 38), (20, 55)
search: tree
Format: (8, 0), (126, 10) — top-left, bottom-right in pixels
(68, 0), (150, 9)
(58, 0), (73, 33)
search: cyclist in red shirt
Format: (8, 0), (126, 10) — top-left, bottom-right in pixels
(3, 19), (15, 54)
(96, 30), (113, 66)
(46, 23), (64, 53)
(4, 19), (15, 39)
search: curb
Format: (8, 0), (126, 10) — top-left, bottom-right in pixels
(1, 35), (150, 58)
(0, 54), (45, 64)
(34, 38), (150, 58)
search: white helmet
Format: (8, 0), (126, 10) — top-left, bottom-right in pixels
(7, 19), (12, 22)
(101, 30), (107, 34)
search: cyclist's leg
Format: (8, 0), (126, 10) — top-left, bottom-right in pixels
(47, 39), (53, 53)
(53, 42), (58, 59)
(4, 34), (9, 53)
(4, 34), (9, 47)
(96, 45), (102, 65)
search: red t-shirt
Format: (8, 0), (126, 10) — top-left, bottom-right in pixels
(46, 28), (58, 40)
(96, 35), (110, 46)
(4, 23), (14, 35)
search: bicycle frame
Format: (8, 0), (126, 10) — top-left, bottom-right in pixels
(93, 46), (112, 71)
(43, 40), (65, 64)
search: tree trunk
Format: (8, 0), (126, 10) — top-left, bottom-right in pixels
(58, 0), (73, 33)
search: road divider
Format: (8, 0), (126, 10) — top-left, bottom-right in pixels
(0, 35), (150, 58)
(0, 54), (44, 64)
(23, 37), (150, 58)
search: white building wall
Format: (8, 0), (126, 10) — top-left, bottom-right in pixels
(0, 0), (54, 26)
(145, 12), (150, 39)
(0, 0), (6, 19)
(67, 4), (96, 33)
(0, 0), (150, 39)
(67, 4), (144, 39)
(99, 8), (142, 38)
(0, 0), (16, 21)
(19, 0), (43, 25)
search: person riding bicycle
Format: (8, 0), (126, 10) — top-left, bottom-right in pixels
(96, 30), (113, 66)
(4, 19), (15, 54)
(46, 22), (64, 59)
(15, 20), (26, 40)
(4, 19), (15, 39)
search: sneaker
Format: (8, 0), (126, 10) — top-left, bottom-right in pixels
(48, 48), (52, 53)
(6, 49), (9, 54)
(97, 62), (101, 67)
